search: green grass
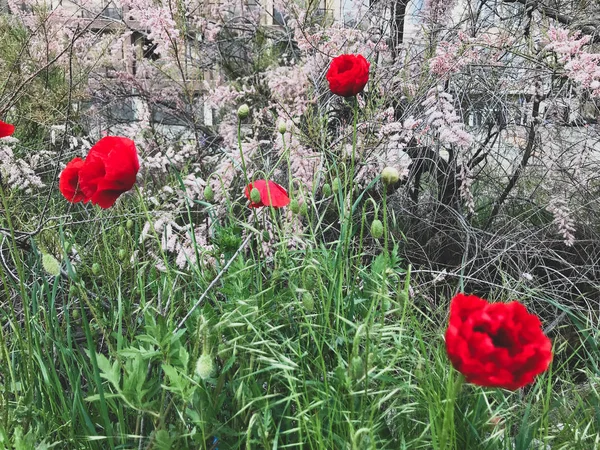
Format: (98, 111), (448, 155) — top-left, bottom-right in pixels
(0, 159), (599, 449)
(1, 190), (599, 450)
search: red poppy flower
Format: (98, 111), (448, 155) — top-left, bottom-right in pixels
(244, 179), (290, 208)
(59, 157), (87, 203)
(0, 120), (15, 138)
(445, 293), (552, 390)
(78, 136), (140, 209)
(326, 54), (370, 97)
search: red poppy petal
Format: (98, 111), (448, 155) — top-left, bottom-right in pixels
(244, 180), (289, 208)
(59, 157), (87, 203)
(91, 189), (123, 209)
(78, 136), (139, 208)
(261, 181), (290, 207)
(0, 120), (15, 138)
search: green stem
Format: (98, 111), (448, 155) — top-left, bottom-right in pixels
(439, 372), (464, 450)
(342, 98), (359, 289)
(237, 120), (250, 186)
(382, 186), (389, 258)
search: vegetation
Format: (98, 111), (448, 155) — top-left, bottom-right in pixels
(2, 0), (600, 448)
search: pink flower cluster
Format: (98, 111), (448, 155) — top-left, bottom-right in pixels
(423, 0), (457, 24)
(544, 26), (600, 97)
(429, 39), (480, 77)
(422, 86), (472, 148)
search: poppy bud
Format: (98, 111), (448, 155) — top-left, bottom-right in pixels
(195, 354), (216, 380)
(69, 284), (77, 296)
(351, 356), (364, 380)
(382, 298), (392, 311)
(381, 167), (400, 186)
(397, 290), (408, 304)
(332, 177), (341, 193)
(204, 185), (215, 202)
(250, 187), (261, 204)
(237, 104), (249, 119)
(322, 183), (331, 197)
(415, 361), (423, 378)
(302, 292), (314, 311)
(302, 266), (319, 287)
(118, 226), (125, 236)
(290, 199), (300, 214)
(42, 253), (61, 277)
(126, 219), (134, 230)
(91, 263), (101, 275)
(370, 219), (384, 239)
(118, 249), (127, 260)
(299, 201), (308, 216)
(71, 308), (80, 320)
(278, 120), (287, 134)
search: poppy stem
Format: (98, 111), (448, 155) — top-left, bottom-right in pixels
(237, 119), (250, 186)
(382, 184), (389, 258)
(439, 372), (465, 450)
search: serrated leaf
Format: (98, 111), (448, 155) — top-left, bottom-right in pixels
(95, 353), (120, 390)
(153, 430), (174, 450)
(162, 364), (192, 402)
(123, 354), (149, 405)
(177, 346), (190, 370)
(221, 354), (236, 374)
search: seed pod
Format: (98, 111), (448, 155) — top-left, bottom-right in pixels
(203, 185), (215, 202)
(370, 219), (384, 239)
(237, 104), (249, 119)
(126, 219), (134, 230)
(322, 183), (331, 197)
(72, 308), (80, 320)
(118, 226), (125, 236)
(91, 263), (101, 275)
(250, 187), (261, 204)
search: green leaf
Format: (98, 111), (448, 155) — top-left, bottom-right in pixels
(162, 364), (193, 402)
(153, 430), (174, 450)
(95, 353), (121, 390)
